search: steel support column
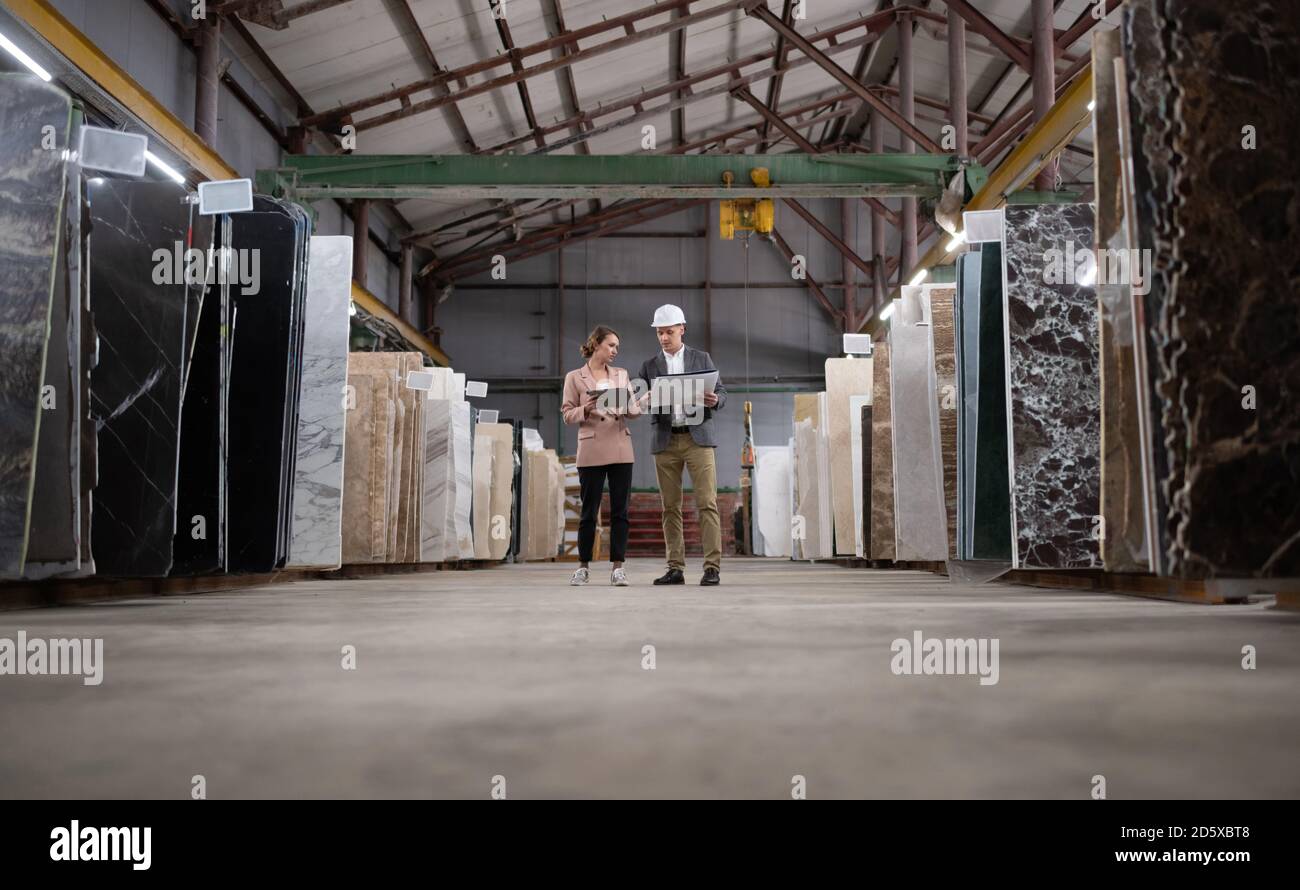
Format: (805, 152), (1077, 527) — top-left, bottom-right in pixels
(899, 13), (918, 279)
(194, 16), (220, 147)
(870, 110), (886, 305)
(399, 243), (414, 323)
(948, 11), (968, 157)
(352, 200), (370, 288)
(841, 199), (856, 332)
(1032, 0), (1057, 190)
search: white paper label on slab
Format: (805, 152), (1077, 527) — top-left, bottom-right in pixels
(477, 409), (499, 424)
(406, 370), (435, 391)
(961, 209), (1003, 243)
(842, 333), (873, 355)
(465, 380), (489, 398)
(198, 178), (255, 215)
(77, 126), (148, 177)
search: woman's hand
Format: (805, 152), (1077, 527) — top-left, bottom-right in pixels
(583, 390), (601, 418)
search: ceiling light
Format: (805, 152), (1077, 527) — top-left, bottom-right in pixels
(945, 231), (966, 252)
(145, 150), (185, 184)
(1087, 100), (1096, 111)
(908, 268), (929, 286)
(0, 30), (52, 81)
(879, 302), (896, 321)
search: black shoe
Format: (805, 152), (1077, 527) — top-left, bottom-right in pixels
(653, 568), (685, 585)
(701, 567), (720, 586)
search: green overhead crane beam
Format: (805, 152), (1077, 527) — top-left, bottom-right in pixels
(256, 153), (982, 201)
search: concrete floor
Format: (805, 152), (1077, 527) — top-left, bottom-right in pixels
(1, 557), (1297, 799)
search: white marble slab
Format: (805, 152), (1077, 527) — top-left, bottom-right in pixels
(451, 400), (475, 558)
(420, 397), (452, 561)
(287, 236), (352, 569)
(849, 394), (871, 558)
(753, 445), (792, 558)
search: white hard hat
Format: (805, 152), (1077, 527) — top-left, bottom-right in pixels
(651, 304), (686, 327)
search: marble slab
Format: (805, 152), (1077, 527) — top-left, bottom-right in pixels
(0, 76), (72, 577)
(1002, 203), (1101, 569)
(421, 397), (452, 562)
(341, 370), (380, 563)
(478, 422), (516, 561)
(87, 180), (193, 576)
(929, 286), (959, 560)
(1095, 29), (1149, 573)
(890, 289), (949, 561)
(1122, 0), (1177, 575)
(753, 444), (792, 558)
(825, 357), (872, 555)
(25, 156), (83, 578)
(792, 393), (832, 560)
(971, 243), (1013, 561)
(287, 236), (352, 569)
(472, 431), (494, 560)
(172, 210), (226, 576)
(955, 253), (980, 560)
(1130, 0), (1300, 577)
(850, 397), (871, 558)
(451, 400), (475, 558)
(225, 202), (307, 572)
(870, 342), (896, 561)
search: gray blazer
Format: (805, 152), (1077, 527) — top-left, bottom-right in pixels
(637, 345), (728, 454)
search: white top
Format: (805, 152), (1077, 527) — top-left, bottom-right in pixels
(663, 346), (686, 426)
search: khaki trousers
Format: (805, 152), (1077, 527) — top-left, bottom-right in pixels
(653, 432), (721, 571)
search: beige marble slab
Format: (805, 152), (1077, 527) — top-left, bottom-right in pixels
(825, 358), (873, 556)
(930, 287), (959, 560)
(870, 342), (896, 560)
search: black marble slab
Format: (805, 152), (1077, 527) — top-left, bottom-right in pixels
(970, 243), (1011, 562)
(226, 200), (308, 572)
(1128, 0), (1300, 577)
(172, 213), (227, 575)
(1003, 205), (1100, 569)
(0, 75), (72, 577)
(87, 180), (192, 576)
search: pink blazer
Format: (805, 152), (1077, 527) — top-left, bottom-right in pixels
(562, 363), (641, 467)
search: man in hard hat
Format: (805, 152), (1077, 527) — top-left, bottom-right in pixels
(637, 304), (727, 586)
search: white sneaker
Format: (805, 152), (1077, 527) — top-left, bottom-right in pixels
(611, 567), (629, 586)
(570, 567), (589, 586)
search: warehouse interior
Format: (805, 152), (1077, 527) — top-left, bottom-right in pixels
(1, 0), (1298, 800)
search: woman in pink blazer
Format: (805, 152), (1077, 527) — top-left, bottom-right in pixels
(562, 325), (642, 586)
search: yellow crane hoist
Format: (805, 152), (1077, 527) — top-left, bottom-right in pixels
(718, 167), (774, 239)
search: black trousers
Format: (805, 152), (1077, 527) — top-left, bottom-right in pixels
(578, 463), (633, 563)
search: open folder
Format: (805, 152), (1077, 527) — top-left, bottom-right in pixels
(649, 369), (719, 413)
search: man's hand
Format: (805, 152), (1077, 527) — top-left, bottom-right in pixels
(703, 391), (719, 407)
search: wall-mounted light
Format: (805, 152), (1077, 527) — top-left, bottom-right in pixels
(0, 30), (52, 81)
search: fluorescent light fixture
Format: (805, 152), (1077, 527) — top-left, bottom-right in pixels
(878, 302), (896, 321)
(908, 268), (929, 286)
(144, 150), (185, 184)
(945, 231), (967, 253)
(348, 301), (358, 317)
(1087, 100), (1096, 111)
(0, 30), (53, 81)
